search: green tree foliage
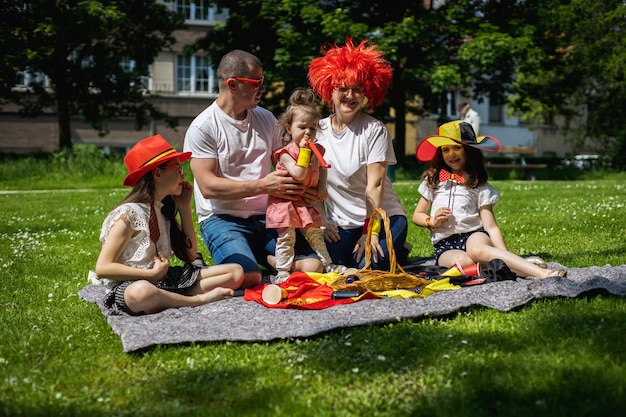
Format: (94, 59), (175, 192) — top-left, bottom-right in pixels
(464, 0), (625, 164)
(0, 0), (185, 149)
(196, 0), (625, 165)
(193, 0), (485, 157)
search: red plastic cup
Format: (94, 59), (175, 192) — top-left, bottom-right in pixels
(457, 262), (481, 276)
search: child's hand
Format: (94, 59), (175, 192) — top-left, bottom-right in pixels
(173, 181), (193, 208)
(298, 137), (310, 148)
(151, 253), (169, 281)
(302, 186), (325, 206)
(431, 207), (451, 228)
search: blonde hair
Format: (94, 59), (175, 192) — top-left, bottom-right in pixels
(277, 88), (321, 146)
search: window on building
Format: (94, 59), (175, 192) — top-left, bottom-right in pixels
(488, 93), (503, 123)
(119, 58), (150, 90)
(450, 93), (458, 117)
(176, 55), (215, 95)
(175, 1), (227, 22)
(15, 70), (48, 88)
(119, 58), (134, 73)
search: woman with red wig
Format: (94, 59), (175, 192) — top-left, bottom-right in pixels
(307, 37), (408, 270)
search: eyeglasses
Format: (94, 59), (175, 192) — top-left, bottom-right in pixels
(161, 163), (183, 174)
(228, 76), (264, 90)
(334, 85), (363, 95)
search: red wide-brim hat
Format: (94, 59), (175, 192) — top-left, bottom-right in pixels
(416, 120), (501, 162)
(123, 134), (191, 186)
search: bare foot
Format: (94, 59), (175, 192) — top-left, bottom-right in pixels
(197, 287), (234, 305)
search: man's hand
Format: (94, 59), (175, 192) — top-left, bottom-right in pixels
(261, 170), (304, 201)
(301, 186), (326, 206)
(353, 234), (383, 264)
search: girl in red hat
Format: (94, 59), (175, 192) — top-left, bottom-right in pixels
(89, 134), (243, 315)
(412, 121), (567, 279)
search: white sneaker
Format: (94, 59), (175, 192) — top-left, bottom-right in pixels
(272, 271), (290, 284)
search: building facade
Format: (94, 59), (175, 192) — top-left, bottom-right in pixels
(1, 1), (592, 158)
(0, 1), (225, 154)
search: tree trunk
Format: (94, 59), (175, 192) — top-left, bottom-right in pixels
(57, 95), (72, 150)
(50, 50), (73, 150)
(390, 76), (407, 159)
(394, 97), (406, 159)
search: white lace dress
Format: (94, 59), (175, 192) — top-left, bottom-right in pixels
(87, 201), (173, 290)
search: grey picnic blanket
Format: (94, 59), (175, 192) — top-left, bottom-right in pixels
(79, 263), (626, 352)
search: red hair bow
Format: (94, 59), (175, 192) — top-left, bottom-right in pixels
(439, 169), (465, 184)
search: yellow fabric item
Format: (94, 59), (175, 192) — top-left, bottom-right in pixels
(295, 147), (311, 167)
(370, 218), (381, 236)
(306, 271), (339, 285)
(306, 272), (460, 299)
(418, 277), (460, 297)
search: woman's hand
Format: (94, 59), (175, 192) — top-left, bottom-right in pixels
(353, 233), (383, 264)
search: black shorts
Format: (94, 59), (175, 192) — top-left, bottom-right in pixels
(433, 228), (489, 263)
(104, 263), (201, 315)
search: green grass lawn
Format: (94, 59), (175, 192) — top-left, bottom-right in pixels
(1, 151), (625, 416)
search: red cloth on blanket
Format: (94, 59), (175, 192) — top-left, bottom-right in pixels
(244, 272), (379, 309)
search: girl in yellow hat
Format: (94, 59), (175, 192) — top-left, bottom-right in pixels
(412, 121), (567, 279)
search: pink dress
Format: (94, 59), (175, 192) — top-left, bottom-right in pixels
(266, 142), (325, 228)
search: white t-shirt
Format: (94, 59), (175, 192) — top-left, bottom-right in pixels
(88, 202), (171, 289)
(418, 179), (500, 243)
(463, 108), (481, 136)
(316, 112), (405, 227)
(183, 102), (280, 222)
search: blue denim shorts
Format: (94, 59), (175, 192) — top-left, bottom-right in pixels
(433, 228), (488, 263)
(200, 214), (317, 273)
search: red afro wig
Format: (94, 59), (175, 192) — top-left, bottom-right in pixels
(308, 37), (393, 110)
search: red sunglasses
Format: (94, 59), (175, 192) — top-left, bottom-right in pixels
(228, 76), (264, 89)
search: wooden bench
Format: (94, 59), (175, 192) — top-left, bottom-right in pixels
(486, 146), (547, 180)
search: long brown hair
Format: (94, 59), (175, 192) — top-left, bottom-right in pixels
(120, 169), (193, 263)
(422, 145), (488, 189)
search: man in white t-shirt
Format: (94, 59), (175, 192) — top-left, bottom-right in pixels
(183, 50), (323, 288)
(459, 102), (481, 136)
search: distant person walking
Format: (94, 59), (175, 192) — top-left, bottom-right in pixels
(459, 102), (481, 135)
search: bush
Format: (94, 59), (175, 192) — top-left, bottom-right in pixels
(0, 144), (127, 189)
